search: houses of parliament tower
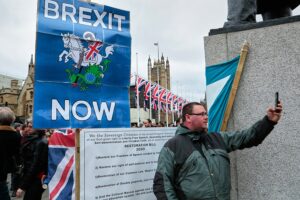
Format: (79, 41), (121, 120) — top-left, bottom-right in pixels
(147, 54), (172, 124)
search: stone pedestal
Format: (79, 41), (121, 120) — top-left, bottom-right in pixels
(204, 17), (300, 200)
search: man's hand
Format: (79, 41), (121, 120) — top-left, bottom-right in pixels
(16, 188), (24, 198)
(267, 101), (282, 123)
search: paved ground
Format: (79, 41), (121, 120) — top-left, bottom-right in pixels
(7, 174), (49, 200)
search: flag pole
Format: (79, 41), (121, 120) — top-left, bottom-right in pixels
(171, 100), (174, 125)
(166, 88), (168, 127)
(136, 52), (140, 127)
(75, 129), (80, 200)
(154, 42), (160, 123)
(149, 56), (152, 120)
(220, 41), (249, 131)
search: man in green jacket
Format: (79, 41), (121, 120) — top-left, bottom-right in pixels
(153, 101), (282, 200)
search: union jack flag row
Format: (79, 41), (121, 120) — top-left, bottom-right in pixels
(135, 75), (189, 114)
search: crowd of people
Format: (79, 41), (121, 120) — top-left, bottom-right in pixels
(1, 99), (283, 200)
(1, 107), (179, 200)
(0, 107), (49, 200)
(131, 118), (183, 128)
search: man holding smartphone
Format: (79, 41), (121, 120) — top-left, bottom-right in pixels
(153, 100), (282, 200)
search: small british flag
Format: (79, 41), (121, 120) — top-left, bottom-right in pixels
(45, 129), (75, 200)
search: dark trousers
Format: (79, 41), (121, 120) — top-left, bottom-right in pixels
(23, 178), (45, 200)
(0, 180), (10, 200)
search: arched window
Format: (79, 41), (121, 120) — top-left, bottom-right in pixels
(30, 91), (33, 99)
(29, 105), (33, 113)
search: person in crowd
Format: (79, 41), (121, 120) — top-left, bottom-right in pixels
(0, 107), (21, 200)
(45, 129), (54, 139)
(131, 123), (138, 128)
(13, 123), (22, 133)
(23, 121), (33, 136)
(175, 117), (182, 126)
(20, 124), (27, 137)
(158, 122), (165, 127)
(153, 101), (282, 200)
(143, 119), (152, 127)
(10, 123), (23, 197)
(16, 129), (48, 200)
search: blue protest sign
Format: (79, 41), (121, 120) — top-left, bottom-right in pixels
(33, 0), (131, 128)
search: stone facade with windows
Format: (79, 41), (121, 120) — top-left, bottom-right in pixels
(0, 55), (34, 122)
(0, 80), (21, 114)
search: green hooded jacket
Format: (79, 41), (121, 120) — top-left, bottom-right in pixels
(153, 116), (276, 200)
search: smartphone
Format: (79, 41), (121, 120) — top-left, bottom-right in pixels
(275, 92), (279, 108)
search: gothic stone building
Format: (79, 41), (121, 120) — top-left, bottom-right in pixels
(0, 56), (34, 122)
(147, 54), (172, 124)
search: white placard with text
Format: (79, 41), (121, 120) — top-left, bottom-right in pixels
(80, 127), (176, 200)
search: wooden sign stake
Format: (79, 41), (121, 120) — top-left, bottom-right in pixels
(220, 41), (249, 131)
(75, 129), (81, 200)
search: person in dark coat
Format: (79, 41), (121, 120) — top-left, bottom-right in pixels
(0, 107), (21, 200)
(10, 123), (23, 197)
(16, 129), (48, 200)
(153, 101), (282, 199)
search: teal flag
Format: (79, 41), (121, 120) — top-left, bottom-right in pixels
(206, 56), (240, 132)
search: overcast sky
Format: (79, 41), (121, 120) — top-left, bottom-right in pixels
(1, 1), (299, 102)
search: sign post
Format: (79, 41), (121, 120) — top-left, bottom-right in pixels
(221, 42), (249, 131)
(75, 129), (80, 200)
